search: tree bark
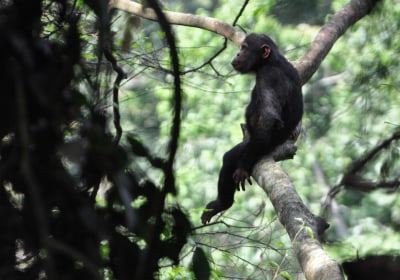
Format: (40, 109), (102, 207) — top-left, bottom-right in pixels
(253, 158), (343, 280)
(294, 0), (382, 84)
(109, 0), (245, 46)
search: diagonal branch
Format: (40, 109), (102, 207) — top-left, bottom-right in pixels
(326, 130), (400, 203)
(294, 0), (382, 83)
(339, 130), (400, 192)
(344, 130), (400, 176)
(253, 158), (342, 280)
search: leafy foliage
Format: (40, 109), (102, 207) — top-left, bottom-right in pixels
(0, 0), (190, 279)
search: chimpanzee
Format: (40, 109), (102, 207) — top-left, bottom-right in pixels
(201, 34), (303, 224)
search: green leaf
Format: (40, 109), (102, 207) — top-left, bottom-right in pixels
(305, 226), (315, 239)
(268, 260), (279, 269)
(279, 271), (293, 280)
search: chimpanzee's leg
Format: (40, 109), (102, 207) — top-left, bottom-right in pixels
(201, 142), (245, 224)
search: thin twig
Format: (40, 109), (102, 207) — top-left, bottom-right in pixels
(104, 49), (127, 144)
(232, 0), (250, 27)
(181, 0), (249, 75)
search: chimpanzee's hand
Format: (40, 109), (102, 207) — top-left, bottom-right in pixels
(201, 210), (216, 225)
(233, 168), (252, 191)
(201, 201), (221, 224)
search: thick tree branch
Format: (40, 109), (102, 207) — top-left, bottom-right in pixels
(294, 0), (381, 83)
(109, 0), (245, 46)
(240, 122), (343, 279)
(253, 158), (342, 280)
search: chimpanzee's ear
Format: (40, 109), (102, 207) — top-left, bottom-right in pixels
(261, 44), (271, 59)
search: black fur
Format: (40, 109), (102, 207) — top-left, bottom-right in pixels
(201, 34), (303, 224)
